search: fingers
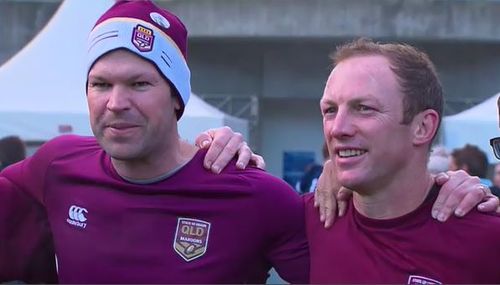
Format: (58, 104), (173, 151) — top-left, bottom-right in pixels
(313, 160), (331, 209)
(199, 127), (263, 172)
(201, 126), (234, 172)
(477, 195), (498, 212)
(336, 187), (352, 217)
(322, 194), (336, 229)
(432, 170), (482, 222)
(312, 160), (341, 228)
(250, 154), (266, 170)
(433, 172), (450, 186)
(206, 129), (244, 174)
(431, 170), (468, 221)
(454, 184), (490, 217)
(477, 185), (499, 212)
(234, 142), (251, 169)
(194, 129), (215, 149)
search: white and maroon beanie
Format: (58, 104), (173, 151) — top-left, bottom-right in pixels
(87, 0), (190, 119)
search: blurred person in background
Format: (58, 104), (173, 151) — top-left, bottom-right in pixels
(0, 136), (26, 171)
(296, 142), (329, 194)
(427, 145), (450, 175)
(450, 144), (492, 187)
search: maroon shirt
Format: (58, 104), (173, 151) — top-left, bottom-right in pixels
(0, 135), (309, 283)
(305, 186), (500, 284)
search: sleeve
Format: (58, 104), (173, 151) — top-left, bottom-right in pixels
(0, 176), (57, 283)
(0, 140), (62, 283)
(258, 175), (310, 283)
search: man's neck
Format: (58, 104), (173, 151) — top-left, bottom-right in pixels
(352, 171), (434, 220)
(111, 139), (198, 181)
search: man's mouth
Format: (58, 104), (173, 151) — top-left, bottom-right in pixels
(338, 149), (366, 158)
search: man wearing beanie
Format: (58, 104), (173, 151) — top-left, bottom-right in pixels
(0, 1), (309, 283)
(0, 1), (495, 284)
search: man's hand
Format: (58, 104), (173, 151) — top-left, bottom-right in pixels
(195, 127), (265, 174)
(432, 170), (500, 222)
(314, 160), (351, 228)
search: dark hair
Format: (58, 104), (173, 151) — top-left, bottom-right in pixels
(332, 38), (443, 132)
(0, 136), (26, 170)
(451, 144), (488, 178)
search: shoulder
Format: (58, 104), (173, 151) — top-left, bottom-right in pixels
(28, 135), (100, 175)
(453, 210), (500, 227)
(184, 149), (302, 210)
(240, 167), (301, 203)
(302, 192), (327, 234)
(446, 212), (500, 269)
(446, 211), (500, 245)
(466, 211), (500, 229)
(303, 192), (316, 210)
(39, 135), (98, 152)
(196, 149), (299, 197)
(303, 192), (321, 230)
(220, 158), (303, 212)
(34, 135), (100, 161)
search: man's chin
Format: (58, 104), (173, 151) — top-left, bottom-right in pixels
(101, 142), (140, 161)
(109, 153), (136, 161)
(338, 173), (357, 187)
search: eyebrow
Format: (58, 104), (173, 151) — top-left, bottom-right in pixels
(88, 73), (154, 81)
(87, 75), (106, 81)
(320, 98), (335, 106)
(321, 94), (380, 106)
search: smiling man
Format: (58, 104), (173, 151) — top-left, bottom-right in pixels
(305, 39), (500, 283)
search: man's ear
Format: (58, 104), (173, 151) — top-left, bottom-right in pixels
(172, 94), (181, 112)
(412, 109), (440, 146)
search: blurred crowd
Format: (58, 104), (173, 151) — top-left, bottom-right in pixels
(428, 143), (500, 197)
(0, 135), (26, 171)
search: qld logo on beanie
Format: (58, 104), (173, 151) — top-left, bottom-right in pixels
(132, 24), (155, 52)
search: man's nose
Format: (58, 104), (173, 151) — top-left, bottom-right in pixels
(106, 85), (131, 112)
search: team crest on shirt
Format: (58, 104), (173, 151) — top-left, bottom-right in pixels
(407, 275), (442, 285)
(132, 24), (154, 52)
(173, 217), (211, 262)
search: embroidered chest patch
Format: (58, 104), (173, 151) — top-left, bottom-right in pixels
(173, 217), (211, 262)
(408, 275), (442, 285)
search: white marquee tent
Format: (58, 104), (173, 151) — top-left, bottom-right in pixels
(442, 93), (499, 162)
(0, 0), (247, 144)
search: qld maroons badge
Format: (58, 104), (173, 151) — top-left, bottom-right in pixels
(131, 24), (154, 52)
(173, 217), (211, 262)
(407, 275), (442, 285)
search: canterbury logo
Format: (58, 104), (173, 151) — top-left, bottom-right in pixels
(66, 205), (88, 229)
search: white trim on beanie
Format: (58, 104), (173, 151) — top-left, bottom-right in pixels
(87, 17), (191, 118)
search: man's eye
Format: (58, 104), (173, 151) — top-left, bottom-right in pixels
(88, 82), (110, 88)
(132, 81), (150, 88)
(357, 105), (374, 112)
(323, 107), (337, 115)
